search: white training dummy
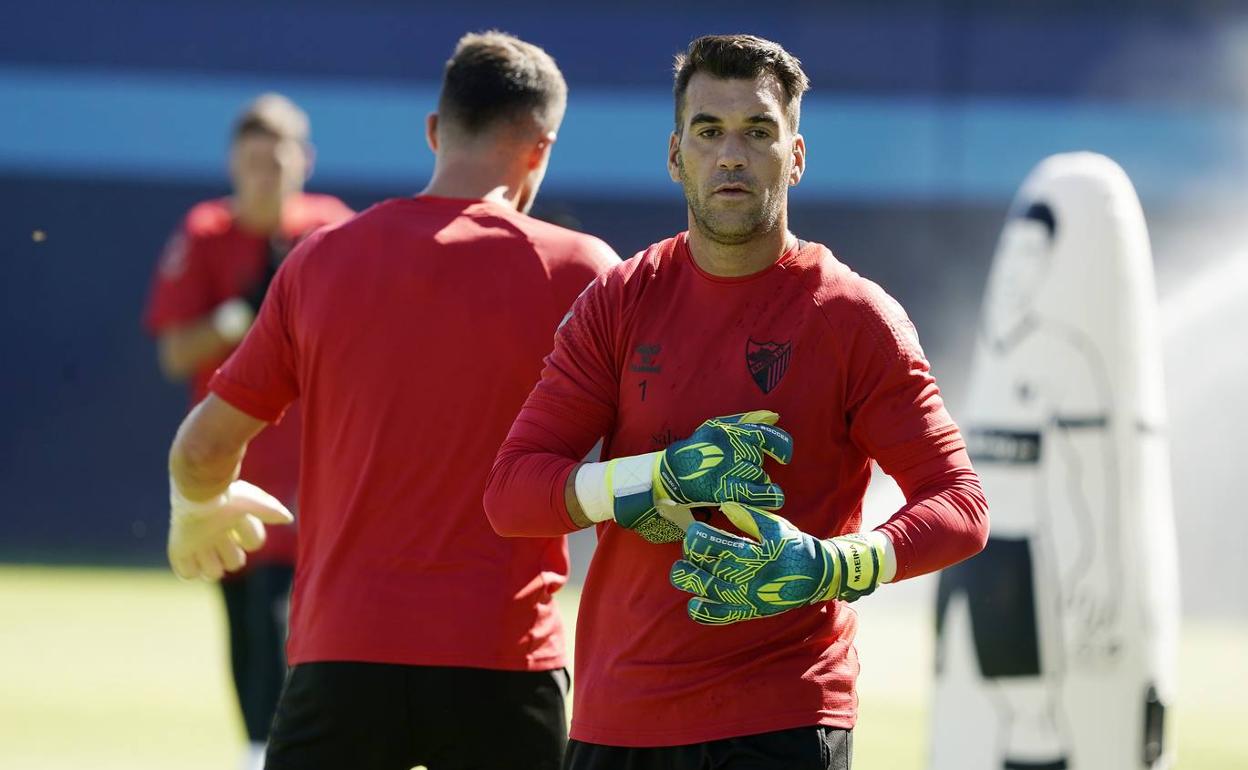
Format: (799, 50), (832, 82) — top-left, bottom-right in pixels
(930, 152), (1179, 770)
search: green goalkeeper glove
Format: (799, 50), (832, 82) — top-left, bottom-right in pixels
(576, 411), (793, 543)
(669, 502), (887, 625)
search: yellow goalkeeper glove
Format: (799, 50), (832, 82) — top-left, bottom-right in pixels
(574, 411), (793, 543)
(670, 502), (888, 624)
(168, 479), (294, 581)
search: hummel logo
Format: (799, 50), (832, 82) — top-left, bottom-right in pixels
(630, 344), (662, 373)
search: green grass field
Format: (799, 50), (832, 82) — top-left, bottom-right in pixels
(1, 565), (1244, 769)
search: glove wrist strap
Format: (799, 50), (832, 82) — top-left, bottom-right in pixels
(572, 453), (662, 524)
(819, 533), (887, 603)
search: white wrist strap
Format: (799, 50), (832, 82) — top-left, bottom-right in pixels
(573, 452), (661, 524)
(866, 530), (898, 583)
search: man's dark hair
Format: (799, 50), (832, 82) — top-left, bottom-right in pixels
(673, 34), (810, 133)
(231, 93), (309, 144)
(439, 31), (567, 136)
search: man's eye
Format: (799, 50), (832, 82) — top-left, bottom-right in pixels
(747, 129), (771, 139)
(699, 128), (722, 138)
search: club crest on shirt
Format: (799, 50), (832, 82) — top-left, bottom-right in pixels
(746, 339), (792, 394)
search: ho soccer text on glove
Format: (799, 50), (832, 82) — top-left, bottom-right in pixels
(573, 410), (793, 543)
(168, 479), (294, 581)
(669, 502), (887, 625)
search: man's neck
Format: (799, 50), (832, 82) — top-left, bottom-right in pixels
(232, 197), (285, 236)
(686, 216), (795, 278)
(421, 156), (525, 212)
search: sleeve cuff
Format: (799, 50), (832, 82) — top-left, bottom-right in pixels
(208, 371), (289, 424)
(550, 463), (582, 534)
(874, 520), (916, 583)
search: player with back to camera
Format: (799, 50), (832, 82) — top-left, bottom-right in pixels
(162, 32), (619, 770)
(485, 34), (989, 769)
(143, 93), (351, 770)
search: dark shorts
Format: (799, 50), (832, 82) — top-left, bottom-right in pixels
(265, 661), (569, 770)
(219, 563), (293, 742)
(935, 536), (1042, 678)
(564, 726), (852, 770)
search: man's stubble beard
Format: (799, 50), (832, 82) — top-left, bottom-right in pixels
(678, 154), (788, 246)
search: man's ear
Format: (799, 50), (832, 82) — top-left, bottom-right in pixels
(667, 132), (682, 183)
(530, 131), (557, 170)
(789, 133), (806, 187)
(301, 141), (317, 182)
(425, 113), (439, 153)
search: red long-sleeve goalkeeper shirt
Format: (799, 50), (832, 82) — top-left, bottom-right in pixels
(485, 233), (988, 746)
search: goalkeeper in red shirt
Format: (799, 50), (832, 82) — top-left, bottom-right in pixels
(485, 34), (989, 769)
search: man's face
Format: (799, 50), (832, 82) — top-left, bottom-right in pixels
(669, 72), (804, 245)
(229, 131), (308, 204)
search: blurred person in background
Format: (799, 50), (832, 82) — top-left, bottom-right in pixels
(143, 93), (352, 770)
(163, 32), (618, 770)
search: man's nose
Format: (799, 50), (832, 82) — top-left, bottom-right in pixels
(717, 134), (747, 170)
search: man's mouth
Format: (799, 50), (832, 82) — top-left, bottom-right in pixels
(712, 183), (751, 197)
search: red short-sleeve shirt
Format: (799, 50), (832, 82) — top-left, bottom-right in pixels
(210, 196), (618, 669)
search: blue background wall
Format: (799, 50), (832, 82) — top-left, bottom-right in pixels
(3, 1), (1246, 607)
